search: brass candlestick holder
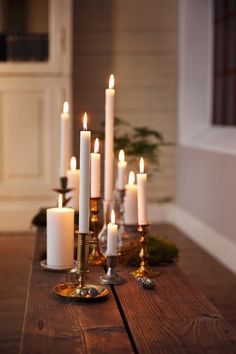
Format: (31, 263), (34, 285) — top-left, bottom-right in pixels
(98, 200), (113, 254)
(131, 224), (159, 279)
(53, 231), (109, 302)
(52, 176), (73, 207)
(88, 198), (105, 266)
(100, 253), (126, 285)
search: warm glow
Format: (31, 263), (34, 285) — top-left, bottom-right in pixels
(139, 157), (144, 173)
(58, 194), (63, 208)
(109, 74), (115, 89)
(128, 171), (135, 185)
(63, 101), (69, 114)
(119, 149), (125, 162)
(94, 138), (99, 153)
(111, 209), (115, 224)
(83, 112), (87, 130)
(70, 156), (76, 171)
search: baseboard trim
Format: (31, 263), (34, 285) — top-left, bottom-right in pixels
(148, 202), (236, 274)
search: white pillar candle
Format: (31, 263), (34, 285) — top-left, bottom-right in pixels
(66, 157), (80, 211)
(117, 149), (127, 190)
(47, 194), (74, 269)
(91, 138), (101, 198)
(124, 171), (138, 225)
(107, 209), (118, 255)
(79, 113), (91, 233)
(60, 101), (70, 177)
(137, 157), (148, 225)
(104, 74), (115, 202)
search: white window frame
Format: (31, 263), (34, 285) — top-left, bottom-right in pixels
(178, 0), (236, 155)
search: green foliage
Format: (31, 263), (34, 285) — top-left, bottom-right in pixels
(94, 117), (173, 171)
(119, 235), (179, 267)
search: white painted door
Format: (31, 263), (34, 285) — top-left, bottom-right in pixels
(0, 0), (73, 230)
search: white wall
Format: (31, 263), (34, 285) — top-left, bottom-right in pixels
(73, 0), (177, 202)
(177, 0), (236, 273)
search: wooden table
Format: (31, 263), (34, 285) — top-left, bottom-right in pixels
(20, 230), (236, 354)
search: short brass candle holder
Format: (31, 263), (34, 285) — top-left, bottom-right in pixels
(100, 253), (126, 285)
(88, 198), (105, 266)
(52, 176), (73, 207)
(131, 224), (159, 279)
(53, 230), (109, 302)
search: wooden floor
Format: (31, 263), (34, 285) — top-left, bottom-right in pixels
(0, 224), (236, 354)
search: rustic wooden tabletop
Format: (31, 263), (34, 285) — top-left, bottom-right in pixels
(20, 230), (236, 354)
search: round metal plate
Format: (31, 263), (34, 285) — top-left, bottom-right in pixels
(53, 283), (109, 302)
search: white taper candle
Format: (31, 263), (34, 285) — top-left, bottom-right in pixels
(124, 171), (138, 225)
(79, 113), (91, 233)
(117, 149), (127, 190)
(91, 138), (101, 198)
(104, 74), (115, 202)
(60, 101), (70, 177)
(66, 157), (80, 211)
(137, 157), (148, 225)
(107, 209), (118, 255)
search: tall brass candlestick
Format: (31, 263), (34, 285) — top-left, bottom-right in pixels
(131, 224), (159, 279)
(53, 230), (109, 301)
(88, 198), (105, 266)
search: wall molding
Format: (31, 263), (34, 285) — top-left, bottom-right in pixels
(148, 202), (236, 274)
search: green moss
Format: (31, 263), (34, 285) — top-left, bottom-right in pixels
(38, 232), (179, 267)
(119, 235), (179, 267)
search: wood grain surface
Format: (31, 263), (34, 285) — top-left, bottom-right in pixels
(20, 229), (236, 354)
(114, 264), (236, 354)
(20, 231), (133, 354)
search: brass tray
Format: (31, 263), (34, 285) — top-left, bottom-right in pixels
(53, 283), (109, 302)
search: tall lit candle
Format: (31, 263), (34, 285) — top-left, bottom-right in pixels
(137, 157), (148, 225)
(91, 138), (101, 198)
(104, 74), (115, 202)
(117, 149), (127, 190)
(107, 209), (118, 255)
(124, 171), (138, 225)
(47, 194), (74, 269)
(79, 113), (91, 233)
(66, 157), (80, 211)
(60, 101), (70, 177)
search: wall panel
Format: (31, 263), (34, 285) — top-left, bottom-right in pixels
(73, 0), (177, 201)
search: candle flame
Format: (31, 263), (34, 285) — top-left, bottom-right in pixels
(70, 156), (77, 171)
(94, 138), (99, 153)
(111, 209), (115, 224)
(139, 157), (144, 173)
(109, 74), (115, 89)
(128, 171), (135, 185)
(58, 194), (63, 208)
(83, 112), (87, 130)
(63, 101), (69, 114)
(119, 149), (125, 162)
